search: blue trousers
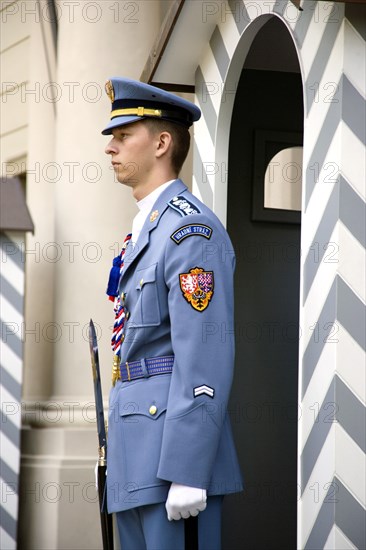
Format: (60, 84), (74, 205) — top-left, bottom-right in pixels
(116, 496), (223, 550)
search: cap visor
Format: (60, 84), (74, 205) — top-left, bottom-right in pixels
(101, 115), (143, 135)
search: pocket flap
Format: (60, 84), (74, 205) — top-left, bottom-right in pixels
(119, 397), (167, 420)
(135, 263), (157, 289)
(118, 376), (169, 420)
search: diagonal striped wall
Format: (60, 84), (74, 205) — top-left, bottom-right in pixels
(298, 4), (366, 546)
(193, 1), (366, 548)
(1, 232), (25, 550)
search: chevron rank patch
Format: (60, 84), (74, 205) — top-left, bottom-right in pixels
(179, 267), (214, 312)
(168, 195), (201, 216)
(193, 385), (215, 399)
(170, 224), (212, 245)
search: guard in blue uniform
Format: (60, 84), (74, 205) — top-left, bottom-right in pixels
(102, 77), (243, 550)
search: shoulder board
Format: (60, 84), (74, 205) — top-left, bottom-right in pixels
(167, 195), (201, 217)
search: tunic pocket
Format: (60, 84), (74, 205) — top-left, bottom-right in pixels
(119, 380), (169, 491)
(133, 263), (161, 327)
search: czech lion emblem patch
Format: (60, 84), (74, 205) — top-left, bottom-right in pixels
(179, 267), (214, 312)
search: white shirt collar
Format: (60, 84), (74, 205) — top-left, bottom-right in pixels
(132, 180), (175, 245)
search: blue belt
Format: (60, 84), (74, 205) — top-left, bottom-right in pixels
(120, 355), (174, 382)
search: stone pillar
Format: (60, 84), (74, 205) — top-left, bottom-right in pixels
(19, 2), (161, 548)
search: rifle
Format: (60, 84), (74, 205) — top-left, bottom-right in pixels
(88, 319), (114, 550)
(185, 516), (199, 550)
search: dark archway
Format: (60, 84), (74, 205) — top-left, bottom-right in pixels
(222, 17), (303, 549)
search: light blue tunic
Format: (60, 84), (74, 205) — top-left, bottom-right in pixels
(107, 179), (243, 513)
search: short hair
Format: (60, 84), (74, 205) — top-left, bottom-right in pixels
(143, 118), (191, 175)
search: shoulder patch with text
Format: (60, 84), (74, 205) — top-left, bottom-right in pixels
(168, 195), (201, 217)
(179, 267), (214, 312)
(170, 224), (213, 245)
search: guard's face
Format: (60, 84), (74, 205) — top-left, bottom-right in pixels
(105, 121), (157, 188)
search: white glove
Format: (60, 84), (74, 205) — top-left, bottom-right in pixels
(165, 483), (207, 521)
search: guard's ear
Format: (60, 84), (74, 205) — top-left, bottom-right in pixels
(156, 131), (173, 158)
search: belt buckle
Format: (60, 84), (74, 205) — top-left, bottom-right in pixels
(125, 361), (131, 382)
(112, 355), (121, 386)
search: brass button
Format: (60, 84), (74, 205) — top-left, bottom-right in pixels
(140, 278), (144, 287)
(121, 292), (126, 301)
(149, 405), (157, 416)
(126, 311), (130, 320)
(121, 334), (125, 343)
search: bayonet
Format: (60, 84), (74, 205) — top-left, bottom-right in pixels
(88, 319), (114, 550)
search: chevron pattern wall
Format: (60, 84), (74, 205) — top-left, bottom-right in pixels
(0, 232), (25, 550)
(193, 1), (365, 548)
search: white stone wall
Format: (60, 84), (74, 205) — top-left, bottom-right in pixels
(1, 1), (176, 548)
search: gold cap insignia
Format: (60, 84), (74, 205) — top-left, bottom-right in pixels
(150, 210), (159, 222)
(105, 80), (115, 103)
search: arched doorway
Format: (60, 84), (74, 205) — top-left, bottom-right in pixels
(222, 16), (303, 549)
